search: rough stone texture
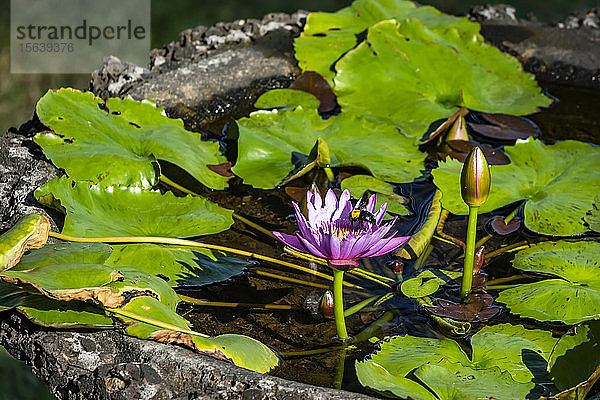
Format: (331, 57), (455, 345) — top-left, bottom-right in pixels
(469, 5), (600, 88)
(0, 123), (60, 233)
(0, 312), (375, 400)
(91, 12), (306, 132)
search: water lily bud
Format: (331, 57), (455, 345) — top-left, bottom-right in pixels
(319, 290), (335, 319)
(473, 246), (485, 274)
(460, 147), (491, 207)
(447, 115), (469, 142)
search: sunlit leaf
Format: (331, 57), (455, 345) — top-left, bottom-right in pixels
(35, 177), (234, 237)
(118, 296), (279, 373)
(585, 194), (600, 233)
(105, 244), (248, 287)
(0, 282), (114, 328)
(432, 139), (600, 236)
(234, 90), (425, 188)
(496, 241), (600, 324)
(35, 88), (228, 189)
(356, 323), (556, 399)
(0, 214), (50, 271)
(400, 269), (460, 298)
(13, 242), (112, 271)
(340, 175), (409, 216)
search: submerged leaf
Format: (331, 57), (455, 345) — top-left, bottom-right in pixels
(585, 194), (600, 233)
(400, 269), (461, 298)
(35, 177), (233, 237)
(234, 90), (425, 189)
(469, 113), (540, 141)
(35, 88), (228, 189)
(288, 71), (337, 112)
(433, 138), (600, 236)
(424, 292), (502, 322)
(496, 241), (600, 324)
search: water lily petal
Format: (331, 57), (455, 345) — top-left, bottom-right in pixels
(364, 193), (377, 213)
(293, 202), (316, 243)
(362, 235), (410, 258)
(323, 189), (338, 221)
(272, 231), (308, 254)
(329, 258), (359, 267)
(373, 202), (388, 225)
(332, 189), (351, 221)
(297, 233), (329, 259)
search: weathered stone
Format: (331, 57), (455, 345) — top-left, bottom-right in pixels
(0, 312), (374, 400)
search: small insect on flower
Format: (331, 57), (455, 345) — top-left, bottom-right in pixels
(349, 193), (376, 225)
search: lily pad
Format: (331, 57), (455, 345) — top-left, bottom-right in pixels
(0, 282), (114, 328)
(548, 321), (600, 391)
(295, 0), (479, 84)
(0, 213), (50, 271)
(233, 90), (425, 188)
(35, 177), (234, 237)
(496, 241), (600, 324)
(424, 292), (502, 323)
(356, 323), (557, 399)
(335, 19), (550, 139)
(105, 244), (248, 287)
(340, 175), (409, 215)
(400, 269), (461, 298)
(35, 88), (228, 189)
(118, 296), (279, 373)
(585, 194), (600, 233)
(432, 138), (600, 236)
(13, 242), (112, 271)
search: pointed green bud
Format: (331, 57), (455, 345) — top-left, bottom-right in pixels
(460, 147), (491, 207)
(446, 115), (469, 142)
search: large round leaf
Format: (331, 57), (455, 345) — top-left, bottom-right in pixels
(295, 0), (479, 83)
(105, 244), (248, 287)
(233, 90), (425, 188)
(334, 19), (550, 139)
(0, 282), (114, 328)
(496, 241), (600, 324)
(432, 139), (600, 236)
(35, 177), (233, 237)
(13, 242), (112, 271)
(340, 175), (409, 215)
(356, 323), (556, 399)
(35, 88), (228, 189)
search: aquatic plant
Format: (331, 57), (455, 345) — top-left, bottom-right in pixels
(273, 188), (409, 340)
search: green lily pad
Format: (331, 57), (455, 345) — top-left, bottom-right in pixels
(105, 244), (249, 287)
(400, 269), (461, 298)
(0, 282), (114, 328)
(35, 88), (228, 189)
(340, 175), (409, 215)
(119, 296), (279, 373)
(233, 90), (425, 188)
(295, 0), (478, 84)
(356, 323), (556, 399)
(432, 139), (600, 236)
(496, 241), (600, 324)
(13, 242), (112, 271)
(334, 19), (550, 139)
(35, 177), (234, 237)
(107, 265), (180, 311)
(0, 213), (50, 271)
(585, 194), (600, 233)
(548, 321), (600, 391)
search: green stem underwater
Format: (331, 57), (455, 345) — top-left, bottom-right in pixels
(332, 268), (349, 341)
(460, 205), (479, 300)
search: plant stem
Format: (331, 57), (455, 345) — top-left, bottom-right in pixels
(484, 240), (535, 259)
(159, 175), (276, 239)
(106, 307), (209, 337)
(252, 270), (331, 290)
(324, 167), (335, 183)
(333, 347), (347, 390)
(177, 294), (296, 310)
(344, 295), (379, 317)
(484, 284), (523, 290)
(332, 268), (349, 341)
(460, 205), (479, 300)
(48, 232), (363, 290)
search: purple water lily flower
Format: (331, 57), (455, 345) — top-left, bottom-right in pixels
(273, 188), (409, 268)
